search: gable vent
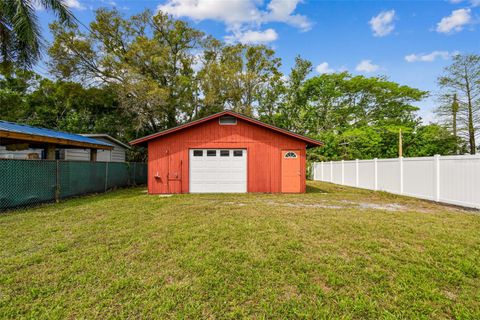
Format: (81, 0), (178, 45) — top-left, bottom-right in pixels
(219, 115), (237, 125)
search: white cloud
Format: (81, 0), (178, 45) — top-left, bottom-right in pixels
(355, 60), (380, 73)
(264, 0), (312, 31)
(315, 62), (335, 74)
(369, 10), (396, 37)
(35, 0), (85, 11)
(65, 0), (85, 10)
(157, 0), (311, 43)
(157, 0), (261, 29)
(227, 29), (279, 44)
(404, 51), (455, 62)
(436, 8), (471, 33)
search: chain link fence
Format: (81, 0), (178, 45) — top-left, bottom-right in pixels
(0, 159), (147, 211)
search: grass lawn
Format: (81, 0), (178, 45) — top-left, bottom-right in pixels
(0, 182), (479, 319)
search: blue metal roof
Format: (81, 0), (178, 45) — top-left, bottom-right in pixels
(0, 120), (113, 147)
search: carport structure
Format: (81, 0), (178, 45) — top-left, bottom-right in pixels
(0, 121), (112, 160)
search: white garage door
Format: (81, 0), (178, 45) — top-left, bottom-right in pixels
(189, 149), (247, 193)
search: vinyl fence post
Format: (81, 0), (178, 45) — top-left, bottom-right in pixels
(341, 160), (345, 185)
(312, 163), (316, 181)
(55, 160), (60, 203)
(399, 156), (404, 195)
(321, 161), (324, 181)
(330, 161), (333, 182)
(355, 159), (359, 187)
(105, 162), (108, 192)
(434, 154), (440, 202)
(374, 158), (378, 191)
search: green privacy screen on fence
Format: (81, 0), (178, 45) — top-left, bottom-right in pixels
(0, 160), (147, 211)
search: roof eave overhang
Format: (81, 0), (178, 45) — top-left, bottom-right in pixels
(0, 130), (113, 150)
(81, 134), (132, 149)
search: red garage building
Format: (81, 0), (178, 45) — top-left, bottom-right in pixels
(130, 111), (322, 194)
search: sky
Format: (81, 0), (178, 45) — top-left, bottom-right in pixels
(36, 0), (480, 123)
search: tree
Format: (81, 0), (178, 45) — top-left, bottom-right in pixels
(43, 8), (445, 161)
(404, 124), (463, 157)
(438, 54), (480, 154)
(435, 93), (461, 153)
(0, 0), (75, 69)
(451, 93), (460, 140)
(198, 43), (282, 116)
(301, 73), (426, 133)
(0, 69), (136, 142)
(273, 56), (312, 131)
(275, 72), (428, 160)
(49, 9), (204, 132)
(195, 37), (229, 118)
(0, 68), (40, 120)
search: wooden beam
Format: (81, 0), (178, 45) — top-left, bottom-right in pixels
(0, 130), (113, 150)
(90, 149), (97, 162)
(46, 145), (56, 160)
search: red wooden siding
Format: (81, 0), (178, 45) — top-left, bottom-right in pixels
(147, 117), (307, 194)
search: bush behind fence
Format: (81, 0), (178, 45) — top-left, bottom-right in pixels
(0, 160), (147, 211)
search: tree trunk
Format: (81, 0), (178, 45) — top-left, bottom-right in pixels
(167, 107), (177, 128)
(452, 94), (458, 154)
(467, 102), (476, 154)
(465, 71), (476, 154)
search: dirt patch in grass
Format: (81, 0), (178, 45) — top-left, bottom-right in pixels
(222, 199), (412, 212)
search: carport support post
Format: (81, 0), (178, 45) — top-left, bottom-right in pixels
(374, 158), (378, 191)
(90, 149), (97, 162)
(46, 144), (56, 160)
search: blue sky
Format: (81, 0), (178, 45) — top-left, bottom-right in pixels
(36, 0), (480, 122)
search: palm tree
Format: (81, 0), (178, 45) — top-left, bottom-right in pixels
(0, 0), (75, 69)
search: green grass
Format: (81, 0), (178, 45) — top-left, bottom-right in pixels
(1, 182), (479, 319)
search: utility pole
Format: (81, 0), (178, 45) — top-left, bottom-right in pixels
(451, 93), (459, 154)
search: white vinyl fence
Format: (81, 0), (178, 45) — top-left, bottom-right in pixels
(312, 155), (480, 209)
